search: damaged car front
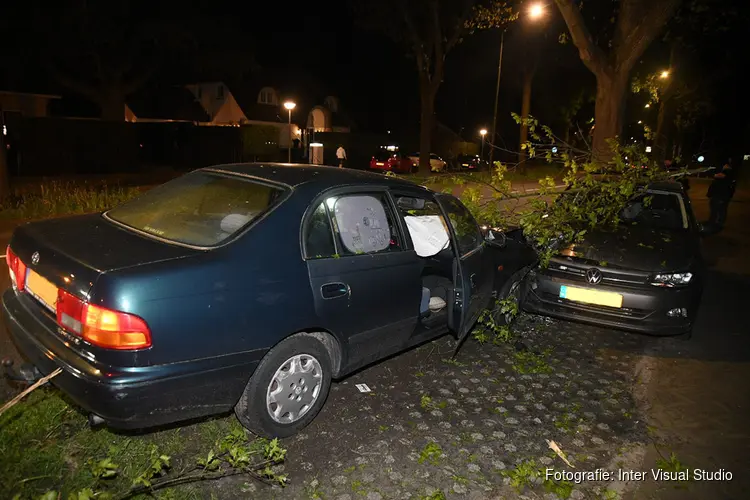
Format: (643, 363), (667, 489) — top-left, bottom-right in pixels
(522, 181), (704, 337)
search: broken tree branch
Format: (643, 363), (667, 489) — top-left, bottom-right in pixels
(0, 367), (63, 417)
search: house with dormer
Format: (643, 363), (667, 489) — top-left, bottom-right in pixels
(183, 80), (350, 148)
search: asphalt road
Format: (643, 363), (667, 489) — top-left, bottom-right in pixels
(625, 180), (750, 500)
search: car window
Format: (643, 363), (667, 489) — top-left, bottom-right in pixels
(106, 171), (286, 247)
(620, 191), (688, 230)
(394, 195), (452, 257)
(328, 194), (402, 255)
(374, 150), (395, 161)
(303, 202), (336, 258)
(439, 196), (483, 256)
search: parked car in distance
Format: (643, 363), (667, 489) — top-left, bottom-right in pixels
(456, 154), (488, 171)
(369, 149), (416, 174)
(522, 180), (704, 338)
(408, 152), (446, 172)
(3, 164), (536, 438)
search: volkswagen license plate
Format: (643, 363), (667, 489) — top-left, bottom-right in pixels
(559, 285), (623, 308)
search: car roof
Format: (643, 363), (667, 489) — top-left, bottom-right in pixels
(203, 162), (428, 192)
(646, 180), (686, 193)
(588, 174), (686, 194)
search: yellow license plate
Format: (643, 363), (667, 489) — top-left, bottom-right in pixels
(26, 270), (58, 312)
(559, 285), (622, 308)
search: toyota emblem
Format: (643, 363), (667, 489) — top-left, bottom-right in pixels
(31, 251), (40, 266)
(585, 267), (602, 285)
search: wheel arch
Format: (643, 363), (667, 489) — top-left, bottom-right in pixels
(280, 328), (344, 378)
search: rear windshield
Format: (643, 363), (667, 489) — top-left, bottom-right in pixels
(374, 150), (399, 161)
(619, 192), (687, 231)
(373, 150), (393, 161)
(106, 171), (287, 246)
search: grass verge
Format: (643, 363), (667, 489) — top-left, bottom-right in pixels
(0, 388), (277, 499)
(0, 181), (142, 221)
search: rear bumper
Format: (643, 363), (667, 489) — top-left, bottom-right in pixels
(522, 272), (702, 336)
(2, 289), (263, 429)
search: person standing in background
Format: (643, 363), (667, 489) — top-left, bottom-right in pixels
(336, 145), (347, 168)
(707, 160), (734, 230)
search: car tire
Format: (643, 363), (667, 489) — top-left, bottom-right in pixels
(235, 333), (332, 439)
(491, 268), (528, 327)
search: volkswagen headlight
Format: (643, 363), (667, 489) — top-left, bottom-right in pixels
(650, 272), (693, 287)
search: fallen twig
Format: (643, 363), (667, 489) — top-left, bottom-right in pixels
(0, 367), (63, 417)
(546, 439), (575, 468)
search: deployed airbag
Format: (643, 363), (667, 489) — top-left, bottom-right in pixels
(405, 215), (450, 257)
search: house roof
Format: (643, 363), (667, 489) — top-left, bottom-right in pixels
(186, 69), (353, 128)
(127, 86), (209, 122)
(230, 88), (284, 123)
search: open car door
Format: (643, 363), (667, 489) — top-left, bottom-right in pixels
(434, 194), (493, 353)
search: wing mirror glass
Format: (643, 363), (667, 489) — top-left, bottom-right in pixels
(485, 228), (507, 248)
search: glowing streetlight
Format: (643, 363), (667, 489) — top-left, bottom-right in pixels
(489, 2), (545, 166)
(638, 120), (642, 124)
(284, 101), (296, 163)
(528, 3), (545, 19)
(645, 103), (650, 108)
(479, 129), (488, 159)
(659, 70), (670, 79)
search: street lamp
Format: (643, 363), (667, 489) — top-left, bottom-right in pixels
(528, 3), (545, 19)
(284, 101), (296, 163)
(479, 128), (487, 159)
(659, 70), (670, 79)
(489, 2), (545, 166)
(645, 103), (650, 108)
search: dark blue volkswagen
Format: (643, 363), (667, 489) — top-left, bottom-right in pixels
(3, 164), (535, 437)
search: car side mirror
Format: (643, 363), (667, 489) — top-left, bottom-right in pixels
(485, 228), (507, 248)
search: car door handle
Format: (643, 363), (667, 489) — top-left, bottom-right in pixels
(321, 282), (350, 299)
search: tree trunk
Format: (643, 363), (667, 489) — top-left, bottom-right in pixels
(654, 98), (671, 166)
(97, 88), (127, 122)
(591, 73), (629, 165)
(518, 70), (534, 172)
(418, 81), (436, 174)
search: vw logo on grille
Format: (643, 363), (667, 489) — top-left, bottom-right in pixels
(31, 252), (40, 265)
(585, 267), (602, 285)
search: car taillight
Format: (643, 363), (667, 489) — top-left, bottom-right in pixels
(6, 246), (27, 291)
(56, 289), (151, 350)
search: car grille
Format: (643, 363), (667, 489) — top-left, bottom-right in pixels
(546, 258), (651, 289)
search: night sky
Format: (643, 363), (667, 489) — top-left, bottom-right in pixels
(1, 0), (748, 156)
